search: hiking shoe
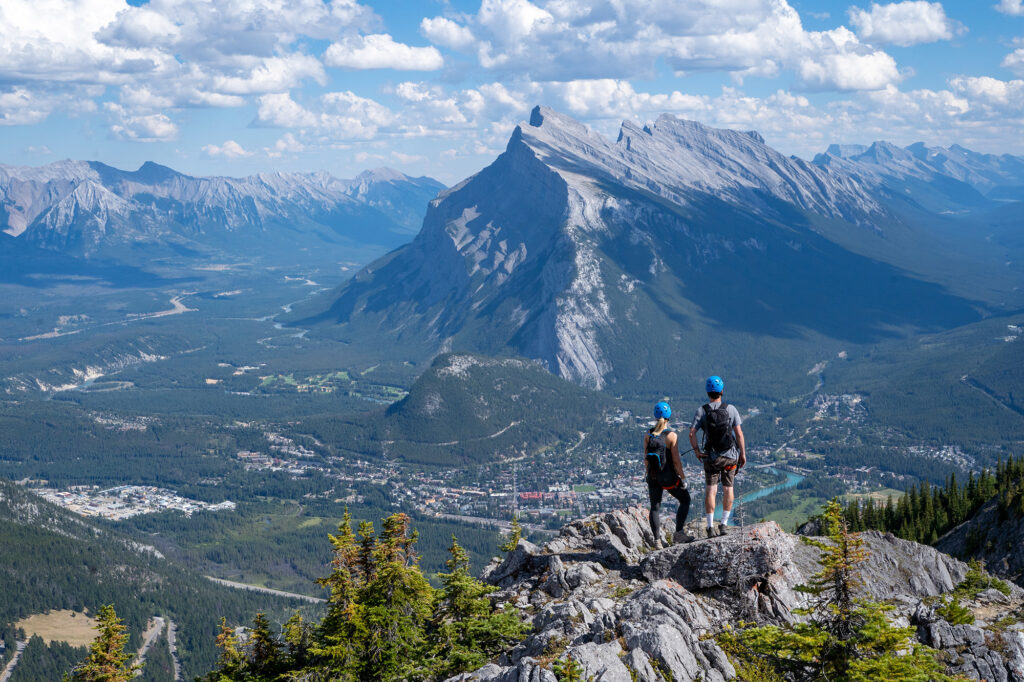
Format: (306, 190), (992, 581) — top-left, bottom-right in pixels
(705, 526), (716, 539)
(672, 530), (694, 545)
(717, 523), (730, 536)
(652, 537), (665, 550)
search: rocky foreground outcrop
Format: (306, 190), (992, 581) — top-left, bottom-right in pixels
(451, 506), (1024, 682)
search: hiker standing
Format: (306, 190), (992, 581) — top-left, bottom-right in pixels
(689, 376), (746, 538)
(644, 401), (691, 549)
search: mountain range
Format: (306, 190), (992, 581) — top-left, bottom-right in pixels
(0, 161), (444, 262)
(297, 106), (1024, 391)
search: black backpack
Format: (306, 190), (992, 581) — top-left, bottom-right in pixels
(702, 403), (734, 455)
(645, 429), (679, 487)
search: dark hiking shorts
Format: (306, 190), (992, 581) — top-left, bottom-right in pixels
(704, 456), (738, 487)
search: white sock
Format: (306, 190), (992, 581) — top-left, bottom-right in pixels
(722, 510), (732, 526)
(705, 512), (714, 528)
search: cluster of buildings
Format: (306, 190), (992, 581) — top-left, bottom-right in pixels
(33, 485), (235, 519)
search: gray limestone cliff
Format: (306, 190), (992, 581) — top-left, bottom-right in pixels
(448, 506), (1024, 681)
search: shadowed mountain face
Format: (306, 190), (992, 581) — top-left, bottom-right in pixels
(0, 161), (444, 261)
(301, 106), (1019, 390)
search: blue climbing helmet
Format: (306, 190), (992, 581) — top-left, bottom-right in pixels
(653, 401), (671, 419)
(705, 375), (724, 393)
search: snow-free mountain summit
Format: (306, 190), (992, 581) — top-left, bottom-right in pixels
(0, 161), (445, 261)
(302, 106), (1022, 389)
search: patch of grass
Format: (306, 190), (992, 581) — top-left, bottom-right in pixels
(764, 495), (828, 532)
(952, 559), (1012, 600)
(16, 610), (97, 647)
(297, 516), (322, 529)
(573, 485), (597, 494)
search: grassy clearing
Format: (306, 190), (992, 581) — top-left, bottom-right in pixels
(573, 485), (597, 493)
(16, 610), (97, 647)
(764, 496), (828, 532)
(298, 516), (322, 529)
(843, 488), (905, 504)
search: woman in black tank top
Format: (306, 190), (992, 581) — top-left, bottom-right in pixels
(644, 401), (691, 548)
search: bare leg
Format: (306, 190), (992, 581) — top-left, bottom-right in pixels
(704, 484), (717, 514)
(722, 486), (734, 512)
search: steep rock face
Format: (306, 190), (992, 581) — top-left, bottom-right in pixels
(936, 499), (1024, 585)
(308, 105), (996, 389)
(342, 167), (446, 233)
(452, 506), (1024, 682)
(0, 161), (444, 259)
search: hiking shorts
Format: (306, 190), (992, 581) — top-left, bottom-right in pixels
(704, 456), (738, 488)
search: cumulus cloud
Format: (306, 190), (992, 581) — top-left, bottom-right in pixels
(324, 34), (444, 70)
(266, 133), (306, 158)
(848, 2), (958, 46)
(948, 75), (1024, 108)
(995, 0), (1024, 15)
(0, 0), (377, 127)
(420, 17), (476, 50)
(105, 103), (178, 141)
(0, 88), (62, 126)
(419, 0), (904, 91)
(202, 140), (252, 159)
(796, 48), (902, 91)
(1003, 48), (1024, 77)
(255, 91), (394, 140)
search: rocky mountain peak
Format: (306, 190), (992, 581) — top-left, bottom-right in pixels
(455, 505), (1024, 682)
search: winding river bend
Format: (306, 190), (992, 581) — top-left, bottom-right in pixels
(712, 466), (806, 518)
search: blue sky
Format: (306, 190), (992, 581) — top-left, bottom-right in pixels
(1, 0), (1022, 183)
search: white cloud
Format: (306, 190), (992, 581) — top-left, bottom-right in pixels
(391, 151), (426, 164)
(211, 55), (326, 96)
(948, 75), (1024, 107)
(422, 0), (903, 91)
(0, 88), (60, 126)
(256, 93), (320, 129)
(202, 140), (252, 159)
(848, 2), (958, 47)
(420, 17), (476, 50)
(995, 0), (1024, 15)
(105, 103), (178, 141)
(324, 34), (444, 70)
(0, 0), (377, 126)
(797, 49), (902, 91)
(255, 91), (394, 140)
(1003, 48), (1024, 77)
(266, 133), (306, 158)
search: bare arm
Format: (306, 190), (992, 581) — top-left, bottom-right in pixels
(642, 433), (650, 478)
(668, 432), (684, 478)
(689, 427), (703, 460)
(734, 424), (746, 468)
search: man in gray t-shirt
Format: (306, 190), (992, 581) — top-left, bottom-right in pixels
(688, 375), (746, 538)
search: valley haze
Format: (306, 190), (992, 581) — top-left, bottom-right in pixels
(0, 104), (1022, 682)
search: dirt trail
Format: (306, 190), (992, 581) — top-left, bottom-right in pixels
(0, 641), (28, 682)
(206, 576), (326, 603)
(132, 616), (166, 674)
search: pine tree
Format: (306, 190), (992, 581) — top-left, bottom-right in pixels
(64, 604), (141, 682)
(428, 537), (531, 679)
(247, 613), (281, 679)
(202, 618), (243, 681)
(719, 500), (960, 682)
(282, 611), (311, 670)
(356, 513), (436, 681)
(499, 514), (523, 552)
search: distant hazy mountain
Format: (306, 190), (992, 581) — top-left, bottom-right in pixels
(0, 161), (444, 260)
(299, 106), (1021, 390)
(814, 141), (1024, 211)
